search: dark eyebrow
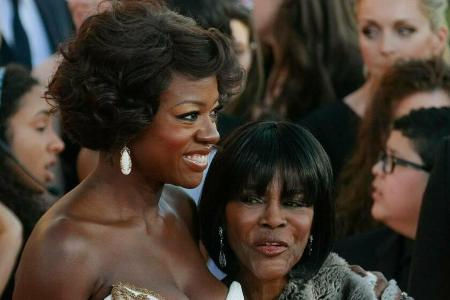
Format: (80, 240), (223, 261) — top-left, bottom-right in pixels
(174, 96), (221, 108)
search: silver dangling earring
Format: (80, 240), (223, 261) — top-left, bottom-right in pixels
(308, 235), (313, 256)
(218, 226), (227, 269)
(120, 146), (132, 175)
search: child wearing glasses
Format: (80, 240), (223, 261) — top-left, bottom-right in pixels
(335, 107), (450, 291)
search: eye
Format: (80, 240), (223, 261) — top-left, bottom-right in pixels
(282, 194), (309, 208)
(361, 25), (379, 40)
(209, 104), (223, 124)
(240, 194), (264, 205)
(397, 26), (416, 37)
(176, 111), (199, 122)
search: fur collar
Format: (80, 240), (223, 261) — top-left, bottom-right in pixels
(278, 253), (377, 299)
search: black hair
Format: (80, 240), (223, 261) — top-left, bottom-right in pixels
(199, 121), (334, 281)
(47, 0), (243, 152)
(166, 0), (241, 36)
(393, 107), (450, 169)
(0, 64), (38, 141)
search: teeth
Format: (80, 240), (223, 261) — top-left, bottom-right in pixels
(184, 154), (208, 165)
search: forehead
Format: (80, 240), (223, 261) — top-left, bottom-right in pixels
(394, 90), (450, 118)
(357, 0), (428, 24)
(10, 85), (49, 120)
(386, 130), (419, 159)
(158, 73), (219, 107)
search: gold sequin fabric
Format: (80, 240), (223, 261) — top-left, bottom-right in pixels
(111, 282), (164, 300)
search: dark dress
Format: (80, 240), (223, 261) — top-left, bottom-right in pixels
(408, 137), (450, 300)
(334, 227), (413, 292)
(299, 101), (360, 180)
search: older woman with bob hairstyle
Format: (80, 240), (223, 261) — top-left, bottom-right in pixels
(199, 121), (408, 299)
(13, 1), (243, 299)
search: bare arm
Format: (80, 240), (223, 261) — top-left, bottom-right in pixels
(13, 218), (100, 300)
(0, 202), (23, 296)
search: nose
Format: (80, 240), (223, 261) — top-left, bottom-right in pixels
(48, 130), (65, 154)
(259, 202), (287, 229)
(379, 33), (396, 56)
(196, 115), (220, 146)
(372, 160), (383, 177)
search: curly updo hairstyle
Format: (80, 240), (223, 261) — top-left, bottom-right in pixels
(47, 0), (243, 152)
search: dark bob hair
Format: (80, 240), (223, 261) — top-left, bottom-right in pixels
(199, 121), (335, 281)
(47, 0), (243, 151)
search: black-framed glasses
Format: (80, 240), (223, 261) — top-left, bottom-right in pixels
(377, 151), (431, 174)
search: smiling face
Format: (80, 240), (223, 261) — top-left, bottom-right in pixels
(225, 176), (313, 286)
(130, 73), (220, 189)
(357, 0), (446, 81)
(7, 85), (65, 190)
(371, 130), (429, 238)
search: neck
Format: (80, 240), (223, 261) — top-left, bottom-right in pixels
(87, 152), (164, 214)
(238, 272), (287, 300)
(344, 77), (380, 117)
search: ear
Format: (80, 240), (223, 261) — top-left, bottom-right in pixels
(432, 26), (449, 56)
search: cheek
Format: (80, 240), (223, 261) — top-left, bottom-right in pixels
(372, 175), (427, 222)
(359, 38), (376, 66)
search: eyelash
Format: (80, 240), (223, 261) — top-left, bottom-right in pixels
(362, 25), (416, 40)
(177, 104), (223, 123)
(362, 25), (379, 39)
(239, 194), (309, 208)
(397, 26), (416, 37)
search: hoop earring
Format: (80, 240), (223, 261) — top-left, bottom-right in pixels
(218, 226), (227, 269)
(120, 146), (132, 175)
(308, 235), (313, 256)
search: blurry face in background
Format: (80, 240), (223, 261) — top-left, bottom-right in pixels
(371, 130), (428, 239)
(230, 19), (252, 73)
(253, 0), (284, 44)
(357, 0), (446, 81)
(7, 85), (65, 190)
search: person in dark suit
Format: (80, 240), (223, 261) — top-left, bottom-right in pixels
(408, 137), (450, 300)
(335, 107), (450, 292)
(0, 0), (74, 68)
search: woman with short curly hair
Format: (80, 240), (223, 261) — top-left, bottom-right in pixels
(13, 1), (243, 299)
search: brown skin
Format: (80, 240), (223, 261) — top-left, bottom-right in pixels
(13, 74), (226, 300)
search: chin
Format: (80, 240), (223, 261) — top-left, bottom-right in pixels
(251, 263), (291, 281)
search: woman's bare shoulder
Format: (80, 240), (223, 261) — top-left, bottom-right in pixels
(13, 194), (106, 299)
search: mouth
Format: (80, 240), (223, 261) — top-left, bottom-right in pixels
(254, 240), (288, 257)
(371, 185), (382, 201)
(183, 154), (209, 171)
(44, 160), (57, 183)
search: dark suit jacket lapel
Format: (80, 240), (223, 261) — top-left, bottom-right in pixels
(0, 36), (15, 66)
(33, 0), (74, 51)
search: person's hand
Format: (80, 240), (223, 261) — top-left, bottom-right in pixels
(350, 265), (388, 297)
(350, 265), (412, 299)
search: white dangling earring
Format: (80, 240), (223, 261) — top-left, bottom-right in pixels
(120, 146), (132, 175)
(308, 235), (313, 256)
